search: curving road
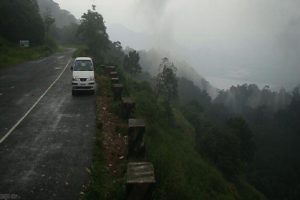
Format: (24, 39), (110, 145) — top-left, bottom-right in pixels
(0, 49), (95, 200)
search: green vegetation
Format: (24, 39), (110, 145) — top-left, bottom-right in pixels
(123, 50), (142, 75)
(0, 37), (54, 69)
(37, 0), (78, 28)
(37, 0), (80, 46)
(76, 9), (124, 67)
(72, 46), (89, 58)
(84, 66), (265, 199)
(75, 7), (267, 199)
(0, 0), (45, 44)
(0, 0), (64, 69)
(121, 75), (265, 200)
(156, 57), (178, 121)
(77, 10), (109, 63)
(213, 85), (300, 200)
(1, 1), (297, 198)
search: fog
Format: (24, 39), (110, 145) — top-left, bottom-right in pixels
(55, 0), (300, 90)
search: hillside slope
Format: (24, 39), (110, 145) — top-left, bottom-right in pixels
(73, 8), (267, 199)
(138, 49), (218, 98)
(124, 76), (266, 199)
(85, 65), (267, 199)
(37, 0), (78, 28)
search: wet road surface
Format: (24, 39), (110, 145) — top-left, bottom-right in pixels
(0, 49), (95, 200)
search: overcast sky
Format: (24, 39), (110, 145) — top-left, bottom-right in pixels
(55, 0), (300, 90)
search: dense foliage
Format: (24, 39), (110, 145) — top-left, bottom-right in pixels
(0, 0), (68, 68)
(183, 83), (300, 200)
(37, 0), (80, 45)
(77, 10), (110, 62)
(76, 9), (127, 67)
(156, 58), (178, 101)
(158, 69), (300, 200)
(74, 6), (299, 200)
(122, 76), (265, 200)
(123, 50), (142, 74)
(0, 0), (45, 44)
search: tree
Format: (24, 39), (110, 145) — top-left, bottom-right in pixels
(196, 125), (242, 179)
(123, 50), (142, 74)
(290, 87), (300, 113)
(288, 87), (300, 131)
(227, 117), (255, 164)
(103, 41), (125, 67)
(44, 13), (55, 38)
(178, 77), (211, 107)
(42, 10), (57, 49)
(0, 0), (45, 44)
(53, 23), (79, 44)
(156, 57), (178, 101)
(155, 58), (178, 121)
(77, 10), (109, 62)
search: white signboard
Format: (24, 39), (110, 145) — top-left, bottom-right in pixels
(20, 40), (30, 48)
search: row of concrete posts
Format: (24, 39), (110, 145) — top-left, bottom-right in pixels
(105, 66), (156, 200)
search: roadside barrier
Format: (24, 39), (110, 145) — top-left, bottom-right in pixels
(106, 66), (156, 200)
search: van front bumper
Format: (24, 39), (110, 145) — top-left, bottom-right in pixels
(72, 81), (96, 91)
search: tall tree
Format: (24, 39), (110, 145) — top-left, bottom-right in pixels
(227, 117), (255, 164)
(44, 12), (55, 39)
(156, 57), (178, 101)
(123, 50), (142, 75)
(156, 57), (178, 120)
(77, 10), (109, 62)
(104, 41), (125, 66)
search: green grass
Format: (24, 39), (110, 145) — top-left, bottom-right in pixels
(0, 37), (55, 69)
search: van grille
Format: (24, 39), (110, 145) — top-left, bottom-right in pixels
(80, 78), (87, 82)
(74, 86), (93, 89)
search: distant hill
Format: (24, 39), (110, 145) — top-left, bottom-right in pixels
(108, 24), (218, 98)
(37, 0), (78, 28)
(137, 48), (218, 98)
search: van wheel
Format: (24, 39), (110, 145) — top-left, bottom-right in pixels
(72, 90), (76, 96)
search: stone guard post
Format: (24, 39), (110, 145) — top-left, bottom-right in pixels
(126, 162), (155, 200)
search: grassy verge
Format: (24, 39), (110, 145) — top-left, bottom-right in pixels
(0, 37), (58, 69)
(82, 74), (126, 200)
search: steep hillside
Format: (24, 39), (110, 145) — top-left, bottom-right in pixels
(76, 8), (267, 199)
(37, 0), (78, 28)
(83, 67), (267, 199)
(125, 77), (265, 199)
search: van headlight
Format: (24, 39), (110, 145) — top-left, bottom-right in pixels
(88, 77), (95, 81)
(72, 77), (80, 81)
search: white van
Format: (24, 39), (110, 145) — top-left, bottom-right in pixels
(71, 57), (96, 95)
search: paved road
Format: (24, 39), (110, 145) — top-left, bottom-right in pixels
(0, 49), (95, 200)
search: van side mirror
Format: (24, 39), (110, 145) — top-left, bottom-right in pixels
(70, 66), (73, 71)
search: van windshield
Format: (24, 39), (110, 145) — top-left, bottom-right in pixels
(74, 60), (93, 71)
